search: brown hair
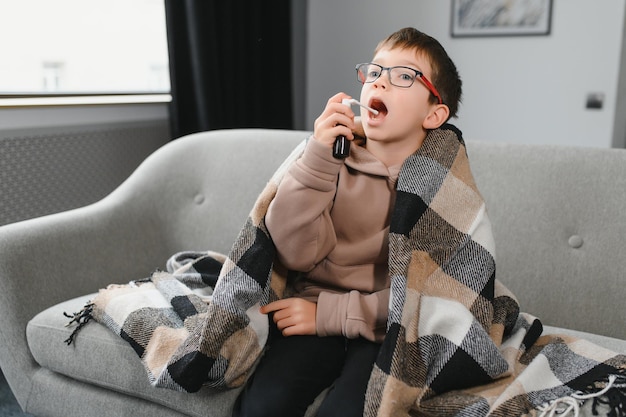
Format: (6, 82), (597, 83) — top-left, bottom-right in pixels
(375, 27), (462, 119)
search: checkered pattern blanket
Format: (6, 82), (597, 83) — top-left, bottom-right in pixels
(67, 125), (625, 416)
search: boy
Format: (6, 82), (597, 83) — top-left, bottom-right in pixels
(234, 27), (461, 417)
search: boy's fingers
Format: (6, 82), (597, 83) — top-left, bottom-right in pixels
(260, 299), (289, 314)
(271, 308), (291, 323)
(328, 92), (351, 104)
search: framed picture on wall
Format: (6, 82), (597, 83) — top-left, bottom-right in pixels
(451, 0), (553, 37)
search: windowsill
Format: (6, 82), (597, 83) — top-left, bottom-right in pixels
(0, 93), (172, 108)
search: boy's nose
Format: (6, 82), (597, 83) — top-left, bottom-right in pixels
(372, 74), (388, 89)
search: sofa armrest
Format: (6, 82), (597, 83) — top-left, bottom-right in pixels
(0, 195), (173, 406)
(0, 128), (308, 408)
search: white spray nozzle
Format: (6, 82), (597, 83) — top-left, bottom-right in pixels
(342, 98), (379, 115)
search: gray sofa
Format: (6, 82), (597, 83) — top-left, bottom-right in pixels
(0, 128), (624, 417)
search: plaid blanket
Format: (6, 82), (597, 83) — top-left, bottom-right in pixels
(67, 125), (625, 416)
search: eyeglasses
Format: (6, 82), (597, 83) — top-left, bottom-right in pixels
(355, 62), (443, 105)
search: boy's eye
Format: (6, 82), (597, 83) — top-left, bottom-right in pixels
(368, 69), (381, 79)
(397, 71), (416, 82)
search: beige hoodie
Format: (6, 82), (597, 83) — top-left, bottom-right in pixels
(265, 138), (400, 343)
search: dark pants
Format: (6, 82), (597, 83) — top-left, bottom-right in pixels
(233, 322), (380, 417)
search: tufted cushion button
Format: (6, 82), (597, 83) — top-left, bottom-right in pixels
(568, 235), (583, 249)
(194, 194), (205, 205)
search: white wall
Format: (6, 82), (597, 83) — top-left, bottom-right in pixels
(306, 0), (626, 148)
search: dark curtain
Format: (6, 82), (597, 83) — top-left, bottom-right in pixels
(164, 0), (293, 139)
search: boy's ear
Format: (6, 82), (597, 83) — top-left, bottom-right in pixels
(423, 104), (450, 129)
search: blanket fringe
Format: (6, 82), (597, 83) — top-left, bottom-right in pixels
(538, 374), (626, 417)
(591, 375), (626, 417)
(63, 302), (94, 345)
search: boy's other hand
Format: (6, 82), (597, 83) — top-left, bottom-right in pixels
(261, 298), (317, 336)
(313, 92), (355, 148)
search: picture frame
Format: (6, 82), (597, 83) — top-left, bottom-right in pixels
(451, 0), (553, 37)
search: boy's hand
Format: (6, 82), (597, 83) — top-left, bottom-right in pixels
(313, 92), (356, 148)
(261, 298), (317, 336)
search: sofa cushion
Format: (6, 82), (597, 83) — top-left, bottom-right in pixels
(27, 295), (242, 417)
(27, 297), (626, 417)
(543, 325), (626, 354)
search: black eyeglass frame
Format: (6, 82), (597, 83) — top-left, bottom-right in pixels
(355, 62), (443, 105)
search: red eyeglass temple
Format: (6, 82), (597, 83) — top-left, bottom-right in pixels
(419, 75), (443, 105)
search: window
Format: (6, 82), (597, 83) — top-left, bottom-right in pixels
(0, 0), (170, 102)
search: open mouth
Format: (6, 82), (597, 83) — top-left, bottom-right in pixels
(368, 98), (387, 117)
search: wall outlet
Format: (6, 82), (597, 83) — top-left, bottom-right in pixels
(586, 93), (605, 109)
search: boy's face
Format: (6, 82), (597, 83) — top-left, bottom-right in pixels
(359, 46), (440, 150)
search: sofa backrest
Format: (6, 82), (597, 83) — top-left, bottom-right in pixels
(111, 129), (625, 339)
(466, 140), (626, 339)
(111, 129), (310, 255)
